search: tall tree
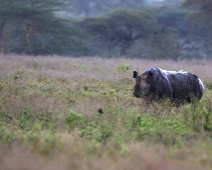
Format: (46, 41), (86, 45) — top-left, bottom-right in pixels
(78, 9), (155, 56)
(0, 0), (88, 55)
(66, 0), (145, 17)
(183, 0), (212, 38)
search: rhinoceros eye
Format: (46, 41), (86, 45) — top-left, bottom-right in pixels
(136, 76), (140, 83)
(148, 71), (154, 78)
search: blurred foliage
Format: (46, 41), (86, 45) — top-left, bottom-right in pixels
(77, 9), (155, 56)
(183, 0), (212, 38)
(67, 0), (145, 17)
(0, 0), (90, 56)
(0, 0), (212, 58)
(116, 63), (130, 73)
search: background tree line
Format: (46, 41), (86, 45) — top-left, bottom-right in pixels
(0, 0), (211, 59)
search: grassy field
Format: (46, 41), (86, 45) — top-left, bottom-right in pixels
(1, 54), (212, 170)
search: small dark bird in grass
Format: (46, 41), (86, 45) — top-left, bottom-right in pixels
(98, 108), (104, 114)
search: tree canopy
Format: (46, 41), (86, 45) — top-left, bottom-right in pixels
(0, 0), (212, 59)
(78, 9), (155, 56)
(0, 0), (88, 55)
(183, 0), (212, 37)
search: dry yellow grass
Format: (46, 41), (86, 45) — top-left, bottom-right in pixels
(0, 141), (212, 170)
(0, 54), (212, 170)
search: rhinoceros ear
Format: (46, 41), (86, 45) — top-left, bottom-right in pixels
(133, 71), (138, 78)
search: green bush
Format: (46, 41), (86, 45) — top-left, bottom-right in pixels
(66, 109), (86, 131)
(116, 63), (130, 73)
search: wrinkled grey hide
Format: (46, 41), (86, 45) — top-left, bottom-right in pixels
(133, 67), (204, 104)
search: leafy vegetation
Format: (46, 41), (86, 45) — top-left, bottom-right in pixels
(0, 0), (88, 56)
(77, 9), (155, 56)
(1, 55), (212, 169)
(0, 0), (212, 59)
(183, 0), (212, 41)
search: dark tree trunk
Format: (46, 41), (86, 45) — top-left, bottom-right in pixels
(120, 41), (132, 56)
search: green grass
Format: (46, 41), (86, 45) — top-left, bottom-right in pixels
(0, 55), (212, 169)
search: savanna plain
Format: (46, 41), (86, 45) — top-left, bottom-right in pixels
(1, 55), (212, 170)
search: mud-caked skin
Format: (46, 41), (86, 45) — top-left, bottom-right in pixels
(133, 67), (204, 104)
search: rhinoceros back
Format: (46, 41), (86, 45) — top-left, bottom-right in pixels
(167, 72), (203, 102)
